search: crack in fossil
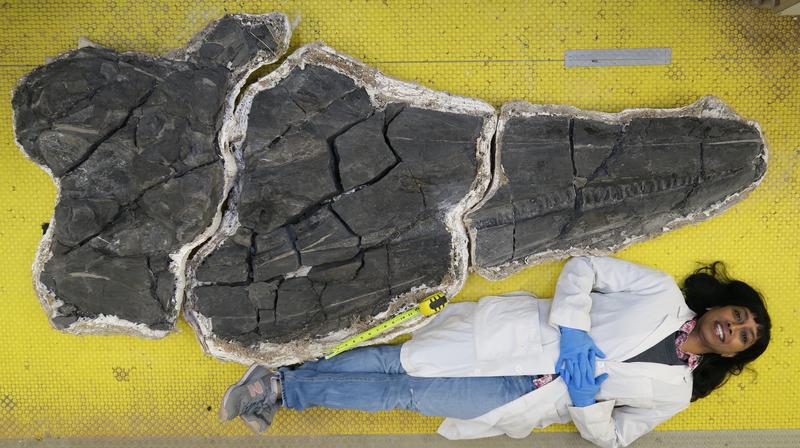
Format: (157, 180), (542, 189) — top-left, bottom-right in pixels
(60, 160), (221, 255)
(59, 84), (157, 177)
(144, 256), (168, 315)
(326, 112), (376, 193)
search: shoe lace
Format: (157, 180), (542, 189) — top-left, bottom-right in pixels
(242, 397), (268, 416)
(240, 377), (275, 416)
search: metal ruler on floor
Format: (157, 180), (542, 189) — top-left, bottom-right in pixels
(564, 48), (671, 67)
(324, 291), (449, 359)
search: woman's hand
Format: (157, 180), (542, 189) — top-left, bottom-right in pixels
(557, 327), (606, 378)
(557, 327), (608, 406)
(560, 351), (609, 407)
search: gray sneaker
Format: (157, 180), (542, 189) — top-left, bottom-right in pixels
(218, 364), (276, 421)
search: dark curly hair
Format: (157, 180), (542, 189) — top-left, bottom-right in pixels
(682, 262), (771, 401)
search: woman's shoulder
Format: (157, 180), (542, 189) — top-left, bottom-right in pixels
(580, 256), (684, 297)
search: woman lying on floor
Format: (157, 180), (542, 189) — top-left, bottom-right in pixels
(218, 256), (771, 448)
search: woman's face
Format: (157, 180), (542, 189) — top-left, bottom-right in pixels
(695, 305), (762, 357)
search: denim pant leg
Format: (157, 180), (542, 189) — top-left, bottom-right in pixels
(408, 375), (537, 419)
(280, 369), (537, 419)
(280, 369), (415, 414)
(295, 345), (405, 374)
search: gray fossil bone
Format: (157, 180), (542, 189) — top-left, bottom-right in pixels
(184, 44), (496, 366)
(12, 13), (292, 336)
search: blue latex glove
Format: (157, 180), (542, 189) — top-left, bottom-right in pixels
(556, 326), (606, 385)
(563, 352), (609, 407)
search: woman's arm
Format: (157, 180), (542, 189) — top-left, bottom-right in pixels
(569, 400), (689, 448)
(548, 256), (675, 332)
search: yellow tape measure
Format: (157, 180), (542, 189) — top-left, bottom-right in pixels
(324, 291), (449, 359)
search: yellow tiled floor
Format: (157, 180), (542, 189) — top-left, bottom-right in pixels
(0, 0), (798, 438)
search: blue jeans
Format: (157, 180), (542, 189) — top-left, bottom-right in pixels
(278, 345), (537, 420)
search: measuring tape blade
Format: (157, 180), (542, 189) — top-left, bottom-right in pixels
(324, 291), (448, 359)
(324, 308), (420, 359)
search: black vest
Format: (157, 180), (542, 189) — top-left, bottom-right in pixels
(623, 332), (686, 366)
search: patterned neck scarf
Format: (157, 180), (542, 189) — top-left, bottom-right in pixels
(675, 318), (701, 371)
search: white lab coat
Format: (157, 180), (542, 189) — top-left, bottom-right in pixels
(400, 256), (697, 448)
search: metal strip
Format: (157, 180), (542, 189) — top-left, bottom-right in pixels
(565, 48), (672, 67)
(6, 431), (800, 448)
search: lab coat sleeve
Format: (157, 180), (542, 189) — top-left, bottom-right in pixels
(567, 400), (688, 448)
(548, 256), (675, 332)
(437, 418), (506, 440)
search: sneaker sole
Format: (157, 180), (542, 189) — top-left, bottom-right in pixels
(218, 363), (267, 421)
(241, 413), (269, 433)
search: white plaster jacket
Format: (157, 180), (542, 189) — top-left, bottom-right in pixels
(399, 256), (697, 447)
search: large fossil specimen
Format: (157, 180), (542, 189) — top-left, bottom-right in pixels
(12, 13), (767, 365)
